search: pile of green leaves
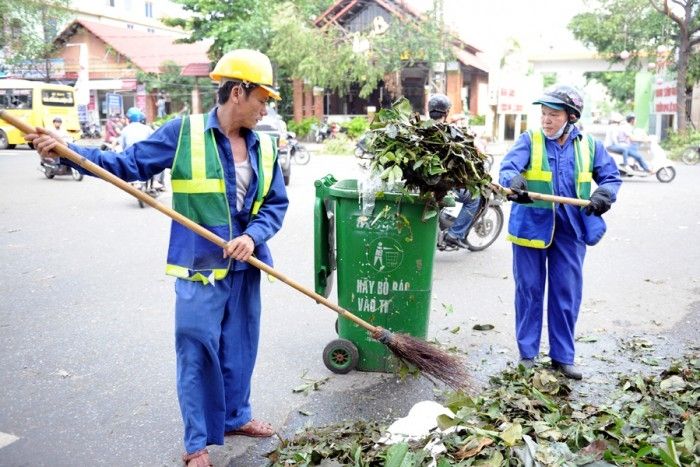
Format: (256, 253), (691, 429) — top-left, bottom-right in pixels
(364, 98), (492, 202)
(267, 354), (700, 466)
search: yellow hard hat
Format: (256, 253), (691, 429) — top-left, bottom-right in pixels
(210, 49), (281, 101)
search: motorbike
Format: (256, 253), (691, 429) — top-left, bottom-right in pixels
(312, 122), (332, 143)
(39, 135), (83, 181)
(287, 131), (310, 165)
(607, 137), (676, 183)
(681, 144), (699, 165)
(39, 156), (84, 181)
(80, 121), (102, 139)
(131, 176), (163, 208)
(437, 190), (505, 252)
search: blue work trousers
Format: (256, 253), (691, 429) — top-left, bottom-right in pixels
(448, 190), (482, 239)
(512, 225), (586, 365)
(175, 269), (261, 453)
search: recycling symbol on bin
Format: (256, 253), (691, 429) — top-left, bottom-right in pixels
(367, 237), (404, 273)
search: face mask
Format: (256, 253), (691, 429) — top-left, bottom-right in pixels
(545, 121), (569, 140)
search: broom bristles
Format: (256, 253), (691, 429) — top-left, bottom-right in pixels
(377, 329), (469, 391)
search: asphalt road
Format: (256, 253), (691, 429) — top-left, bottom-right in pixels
(0, 144), (698, 466)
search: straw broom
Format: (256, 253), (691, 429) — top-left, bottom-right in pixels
(0, 111), (470, 391)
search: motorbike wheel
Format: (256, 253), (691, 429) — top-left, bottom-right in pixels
(655, 166), (676, 183)
(44, 170), (55, 179)
(293, 147), (311, 165)
(466, 205), (504, 251)
(681, 147), (699, 165)
(0, 130), (9, 150)
(71, 168), (83, 181)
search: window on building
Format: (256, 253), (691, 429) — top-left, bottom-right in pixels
(107, 0), (115, 6)
(126, 23), (134, 30)
(144, 1), (153, 17)
(147, 28), (154, 33)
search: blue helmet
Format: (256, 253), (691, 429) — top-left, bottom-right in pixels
(126, 107), (145, 123)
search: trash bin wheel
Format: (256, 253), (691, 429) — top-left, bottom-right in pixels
(322, 339), (359, 374)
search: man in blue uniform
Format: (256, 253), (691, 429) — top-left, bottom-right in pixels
(499, 85), (621, 380)
(27, 49), (289, 466)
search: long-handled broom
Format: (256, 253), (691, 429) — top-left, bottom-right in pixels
(1, 111), (469, 390)
(491, 182), (591, 207)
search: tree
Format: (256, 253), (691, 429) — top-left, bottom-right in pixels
(165, 0), (448, 103)
(569, 0), (700, 131)
(268, 2), (447, 99)
(0, 0), (70, 81)
(136, 61), (215, 116)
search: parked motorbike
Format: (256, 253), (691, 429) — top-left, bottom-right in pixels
(607, 137), (676, 183)
(437, 190), (505, 252)
(287, 131), (310, 165)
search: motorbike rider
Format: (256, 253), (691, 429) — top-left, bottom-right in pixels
(499, 85), (621, 380)
(605, 113), (652, 173)
(119, 108), (164, 189)
(429, 93), (482, 249)
(25, 49), (289, 467)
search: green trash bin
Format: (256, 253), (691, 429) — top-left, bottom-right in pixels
(314, 175), (439, 373)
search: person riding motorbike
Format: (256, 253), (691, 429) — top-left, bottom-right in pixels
(119, 108), (164, 190)
(605, 113), (652, 173)
(429, 93), (482, 249)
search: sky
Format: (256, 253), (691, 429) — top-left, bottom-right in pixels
(408, 0), (590, 59)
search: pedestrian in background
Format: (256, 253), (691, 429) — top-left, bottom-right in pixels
(25, 49), (288, 467)
(499, 85), (621, 380)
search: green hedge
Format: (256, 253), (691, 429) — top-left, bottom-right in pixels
(661, 129), (700, 158)
(287, 117), (319, 139)
(341, 116), (369, 139)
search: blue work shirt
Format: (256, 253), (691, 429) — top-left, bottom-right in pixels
(65, 108), (289, 270)
(499, 127), (621, 239)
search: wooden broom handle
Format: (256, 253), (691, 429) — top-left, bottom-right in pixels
(0, 110), (379, 334)
(491, 182), (590, 207)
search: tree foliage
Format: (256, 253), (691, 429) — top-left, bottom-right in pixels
(166, 0), (449, 100)
(569, 0), (700, 130)
(269, 2), (447, 99)
(0, 0), (70, 80)
(584, 71), (637, 110)
(135, 61), (215, 114)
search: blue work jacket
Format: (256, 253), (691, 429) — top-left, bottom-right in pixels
(499, 127), (621, 243)
(65, 108), (289, 271)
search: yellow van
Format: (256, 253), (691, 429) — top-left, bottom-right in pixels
(0, 79), (81, 149)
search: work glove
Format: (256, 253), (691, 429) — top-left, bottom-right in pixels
(507, 174), (533, 204)
(584, 187), (613, 216)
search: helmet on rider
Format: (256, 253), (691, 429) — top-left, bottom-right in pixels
(532, 85), (584, 123)
(625, 113), (636, 123)
(428, 93), (451, 120)
(126, 107), (144, 123)
(210, 49), (281, 101)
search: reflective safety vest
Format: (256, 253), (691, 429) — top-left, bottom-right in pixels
(165, 113), (277, 283)
(506, 129), (594, 249)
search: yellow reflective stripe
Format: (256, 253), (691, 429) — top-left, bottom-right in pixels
(171, 178), (226, 193)
(578, 172), (592, 183)
(525, 130), (552, 182)
(165, 264), (228, 284)
(251, 132), (276, 215)
(530, 130), (543, 172)
(578, 136), (591, 173)
(190, 115), (206, 180)
(524, 169), (553, 182)
(506, 234), (547, 249)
